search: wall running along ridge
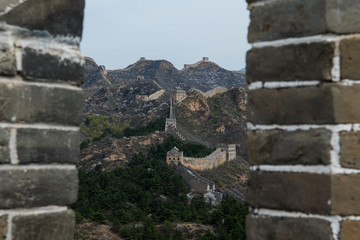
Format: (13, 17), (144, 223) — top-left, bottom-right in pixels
(0, 0), (85, 239)
(246, 0), (360, 239)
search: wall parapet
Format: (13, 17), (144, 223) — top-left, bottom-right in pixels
(246, 1), (360, 240)
(0, 1), (85, 239)
(166, 145), (235, 171)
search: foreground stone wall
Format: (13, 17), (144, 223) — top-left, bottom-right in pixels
(0, 1), (84, 239)
(246, 0), (360, 239)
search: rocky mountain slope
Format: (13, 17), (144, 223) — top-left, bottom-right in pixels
(76, 57), (249, 240)
(79, 57), (248, 171)
(83, 57), (246, 92)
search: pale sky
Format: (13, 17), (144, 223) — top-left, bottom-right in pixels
(81, 0), (250, 71)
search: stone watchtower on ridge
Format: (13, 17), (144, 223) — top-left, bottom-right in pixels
(165, 97), (176, 132)
(174, 87), (186, 103)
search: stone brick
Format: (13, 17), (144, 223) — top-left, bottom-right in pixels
(0, 168), (78, 209)
(340, 220), (360, 240)
(248, 85), (360, 124)
(248, 0), (327, 42)
(340, 38), (360, 80)
(0, 0), (19, 11)
(331, 174), (360, 215)
(247, 171), (331, 214)
(248, 0), (360, 42)
(248, 129), (331, 166)
(247, 215), (332, 240)
(340, 132), (360, 169)
(0, 129), (10, 164)
(17, 129), (79, 164)
(22, 47), (84, 85)
(246, 43), (334, 83)
(0, 215), (7, 240)
(0, 41), (16, 76)
(12, 210), (75, 240)
(0, 0), (85, 37)
(0, 82), (82, 125)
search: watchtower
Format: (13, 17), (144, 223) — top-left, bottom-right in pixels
(166, 147), (183, 165)
(217, 144), (236, 161)
(174, 87), (186, 103)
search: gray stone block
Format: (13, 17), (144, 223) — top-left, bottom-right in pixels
(0, 168), (78, 209)
(0, 128), (10, 164)
(248, 0), (360, 42)
(0, 41), (16, 76)
(0, 82), (82, 125)
(247, 171), (331, 214)
(340, 37), (360, 80)
(246, 42), (335, 83)
(248, 129), (332, 165)
(0, 215), (7, 240)
(22, 47), (84, 85)
(0, 0), (85, 37)
(248, 0), (327, 42)
(12, 210), (75, 240)
(247, 215), (332, 240)
(248, 85), (360, 124)
(0, 0), (19, 12)
(17, 129), (79, 164)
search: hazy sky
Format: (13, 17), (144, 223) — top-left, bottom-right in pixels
(81, 0), (250, 71)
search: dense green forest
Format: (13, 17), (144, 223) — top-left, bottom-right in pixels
(74, 137), (247, 239)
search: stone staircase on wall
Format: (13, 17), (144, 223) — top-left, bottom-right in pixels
(166, 125), (187, 142)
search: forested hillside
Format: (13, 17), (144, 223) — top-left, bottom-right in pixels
(74, 137), (247, 239)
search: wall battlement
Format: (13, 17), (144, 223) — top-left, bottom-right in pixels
(166, 145), (235, 171)
(183, 57), (214, 70)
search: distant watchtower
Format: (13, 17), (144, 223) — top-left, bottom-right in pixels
(165, 98), (176, 132)
(217, 144), (237, 161)
(174, 87), (186, 103)
(166, 147), (183, 165)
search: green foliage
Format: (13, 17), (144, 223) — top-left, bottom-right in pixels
(123, 117), (166, 137)
(73, 137), (247, 239)
(81, 114), (129, 141)
(80, 115), (167, 149)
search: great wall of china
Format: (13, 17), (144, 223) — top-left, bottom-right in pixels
(164, 88), (238, 203)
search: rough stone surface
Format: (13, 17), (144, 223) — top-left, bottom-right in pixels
(332, 174), (360, 215)
(22, 47), (84, 84)
(17, 129), (79, 164)
(248, 129), (331, 165)
(248, 0), (326, 42)
(340, 38), (360, 80)
(247, 171), (331, 214)
(247, 86), (333, 124)
(340, 220), (360, 240)
(0, 128), (10, 164)
(0, 82), (82, 125)
(340, 132), (360, 169)
(0, 41), (16, 75)
(0, 168), (78, 209)
(247, 42), (334, 83)
(12, 210), (75, 240)
(0, 215), (7, 240)
(326, 0), (360, 34)
(248, 0), (360, 42)
(0, 0), (19, 11)
(247, 215), (332, 240)
(248, 85), (360, 124)
(0, 0), (85, 37)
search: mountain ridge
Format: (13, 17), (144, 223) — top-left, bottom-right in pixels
(83, 57), (247, 92)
